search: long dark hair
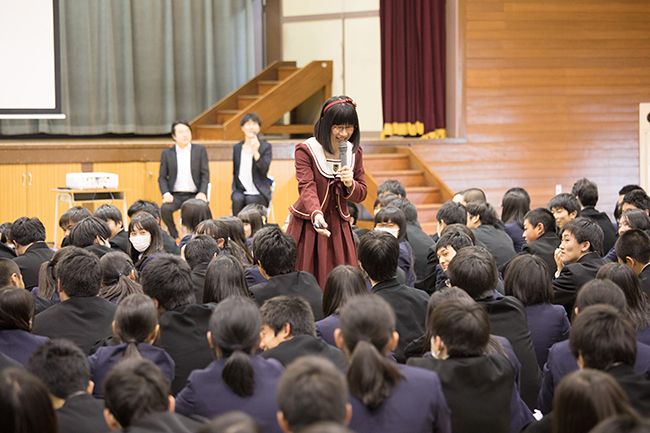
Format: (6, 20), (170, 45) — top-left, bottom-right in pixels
(99, 252), (143, 304)
(322, 265), (367, 317)
(203, 255), (252, 304)
(0, 368), (59, 433)
(0, 287), (34, 332)
(180, 199), (213, 233)
(114, 293), (159, 360)
(339, 296), (404, 409)
(219, 216), (254, 265)
(597, 262), (650, 330)
(314, 95), (360, 154)
(127, 213), (164, 268)
(374, 207), (408, 243)
(209, 297), (262, 397)
(501, 188), (530, 228)
(620, 209), (650, 231)
(503, 255), (553, 306)
(237, 207), (264, 239)
(37, 247), (77, 301)
(196, 219), (250, 267)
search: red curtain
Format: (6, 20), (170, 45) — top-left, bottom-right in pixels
(380, 0), (446, 139)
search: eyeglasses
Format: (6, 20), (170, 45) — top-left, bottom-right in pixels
(331, 125), (356, 133)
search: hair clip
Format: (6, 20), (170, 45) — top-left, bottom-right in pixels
(323, 98), (357, 113)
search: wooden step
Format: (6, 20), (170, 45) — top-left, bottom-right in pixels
(372, 170), (427, 187)
(237, 95), (259, 110)
(363, 153), (411, 171)
(258, 80), (279, 95)
(195, 125), (224, 140)
(278, 66), (299, 80)
(406, 186), (442, 204)
(415, 203), (442, 223)
(266, 124), (314, 135)
(217, 110), (239, 124)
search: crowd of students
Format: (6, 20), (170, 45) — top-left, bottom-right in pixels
(2, 178), (650, 433)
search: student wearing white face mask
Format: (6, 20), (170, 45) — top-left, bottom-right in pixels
(374, 207), (416, 287)
(127, 212), (166, 272)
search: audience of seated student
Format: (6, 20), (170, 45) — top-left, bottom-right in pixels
(571, 178), (617, 253)
(0, 287), (49, 366)
(553, 217), (608, 313)
(276, 356), (352, 433)
(94, 204), (129, 253)
(547, 193), (581, 232)
(58, 206), (93, 248)
(447, 246), (542, 409)
(103, 358), (203, 432)
(237, 205), (265, 249)
(259, 296), (345, 369)
(98, 251), (143, 304)
(128, 212), (166, 272)
(0, 222), (17, 258)
(504, 255), (571, 368)
(10, 216), (54, 290)
(590, 414), (650, 433)
(452, 187), (487, 206)
(615, 185), (645, 223)
(357, 231), (428, 363)
(616, 229), (650, 297)
(68, 216), (114, 258)
(374, 207), (415, 287)
(429, 229), (475, 293)
(250, 227), (323, 320)
(32, 247), (117, 355)
(610, 209), (650, 263)
(0, 367), (59, 433)
(140, 254), (215, 395)
(622, 189), (650, 215)
(176, 297), (284, 432)
(89, 293), (174, 398)
(203, 255), (252, 304)
(372, 192), (398, 216)
(127, 200), (181, 255)
(335, 296), (451, 433)
(196, 219), (248, 264)
(513, 207), (561, 278)
(184, 234), (219, 302)
(28, 339), (110, 433)
(35, 247), (79, 307)
(179, 198), (212, 249)
(220, 216), (255, 265)
(315, 265), (368, 347)
(197, 411), (261, 433)
(466, 201), (517, 269)
(501, 187), (531, 253)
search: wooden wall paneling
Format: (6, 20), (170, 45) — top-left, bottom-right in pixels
(0, 165), (28, 227)
(144, 162), (161, 204)
(208, 161), (235, 218)
(266, 160), (299, 225)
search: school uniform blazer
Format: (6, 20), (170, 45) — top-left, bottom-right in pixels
(244, 265), (267, 288)
(109, 229), (129, 253)
(260, 334), (347, 370)
(0, 243), (16, 259)
(158, 144), (210, 195)
(537, 339), (650, 414)
(347, 363), (452, 433)
(552, 252), (609, 314)
(175, 355), (284, 433)
(472, 224), (517, 269)
(163, 231), (182, 255)
(315, 313), (341, 347)
(0, 350), (21, 370)
(406, 221), (435, 284)
(371, 278), (429, 363)
(517, 231), (561, 278)
(525, 303), (570, 369)
(231, 139), (273, 200)
(0, 329), (49, 367)
(250, 271), (324, 321)
(606, 363), (650, 417)
(580, 207), (617, 253)
(13, 241), (54, 290)
(399, 240), (415, 287)
(190, 261), (209, 303)
(32, 296), (117, 355)
(56, 392), (111, 433)
(117, 411), (205, 433)
(504, 221), (526, 253)
(639, 266), (650, 298)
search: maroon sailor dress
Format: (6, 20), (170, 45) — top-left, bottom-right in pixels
(286, 138), (367, 289)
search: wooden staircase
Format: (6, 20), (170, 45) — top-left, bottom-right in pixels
(191, 60), (332, 141)
(361, 147), (455, 234)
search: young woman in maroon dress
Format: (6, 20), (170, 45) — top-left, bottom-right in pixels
(286, 96), (367, 289)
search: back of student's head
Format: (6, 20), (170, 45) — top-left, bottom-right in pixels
(386, 198), (418, 224)
(59, 206), (92, 230)
(465, 201), (498, 226)
(127, 200), (161, 220)
(0, 286), (34, 331)
(322, 265), (367, 317)
(219, 216), (250, 250)
(523, 207), (556, 234)
(347, 202), (359, 225)
(104, 358), (171, 428)
(462, 188), (486, 204)
(501, 188), (530, 227)
(114, 293), (159, 360)
(569, 305), (636, 370)
(56, 246), (101, 297)
(616, 229), (650, 265)
(277, 356), (349, 432)
(562, 217), (604, 256)
(575, 279), (626, 313)
(339, 296), (404, 409)
(184, 234), (219, 269)
(357, 231), (399, 282)
(424, 287), (473, 353)
(436, 231), (473, 253)
(572, 178), (599, 207)
(252, 226), (297, 276)
(373, 193), (398, 212)
(197, 411), (261, 433)
(237, 207), (264, 238)
(439, 223), (477, 245)
(0, 222), (12, 244)
(429, 298), (490, 357)
(436, 201), (467, 225)
(0, 368), (58, 433)
(0, 258), (21, 288)
(27, 339), (90, 399)
(377, 180), (406, 198)
(260, 295), (316, 338)
(503, 255), (553, 306)
(140, 254), (195, 311)
(597, 262), (650, 330)
(99, 251), (142, 304)
(547, 193), (582, 216)
(94, 204), (124, 226)
(37, 246), (78, 301)
(446, 246), (498, 299)
(9, 217), (46, 246)
(620, 209), (650, 232)
(209, 297), (262, 397)
(374, 207), (407, 242)
(589, 414), (650, 433)
(180, 199), (213, 233)
(203, 255), (251, 304)
(68, 216), (111, 248)
(623, 190), (650, 213)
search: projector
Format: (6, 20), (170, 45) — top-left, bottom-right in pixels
(66, 172), (119, 190)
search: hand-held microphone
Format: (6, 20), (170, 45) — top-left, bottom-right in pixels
(339, 141), (348, 169)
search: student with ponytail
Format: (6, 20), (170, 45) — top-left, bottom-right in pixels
(335, 296), (451, 433)
(175, 297), (285, 433)
(88, 293), (174, 398)
(99, 252), (143, 304)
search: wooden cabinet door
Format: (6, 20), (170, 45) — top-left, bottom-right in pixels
(144, 162), (161, 203)
(0, 165), (28, 226)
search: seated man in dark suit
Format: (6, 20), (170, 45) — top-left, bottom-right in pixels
(32, 247), (116, 354)
(552, 217), (608, 313)
(358, 231), (429, 363)
(103, 358), (203, 432)
(0, 222), (17, 259)
(10, 217), (54, 290)
(68, 216), (114, 258)
(616, 229), (650, 297)
(28, 339), (110, 433)
(466, 201), (517, 269)
(259, 296), (346, 370)
(508, 207), (560, 278)
(572, 178), (617, 253)
(447, 246), (541, 410)
(141, 254), (215, 395)
(94, 204), (129, 253)
(183, 234), (219, 302)
(250, 226), (324, 321)
(128, 200), (181, 255)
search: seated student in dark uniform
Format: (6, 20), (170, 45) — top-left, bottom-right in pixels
(408, 297), (533, 433)
(374, 207), (416, 287)
(501, 188), (531, 254)
(237, 205), (265, 250)
(430, 229), (474, 293)
(616, 229), (650, 298)
(622, 189), (650, 215)
(447, 246), (542, 410)
(250, 226), (323, 321)
(10, 217), (54, 290)
(58, 206), (92, 248)
(33, 247), (80, 309)
(609, 209), (650, 263)
(512, 207), (561, 278)
(127, 212), (166, 273)
(128, 200), (181, 255)
(0, 257), (25, 289)
(347, 202), (369, 239)
(203, 255), (252, 304)
(337, 296), (452, 433)
(377, 179), (407, 199)
(178, 199), (212, 249)
(183, 234), (219, 302)
(357, 231), (429, 363)
(68, 216), (115, 258)
(552, 217), (608, 314)
(32, 247), (117, 355)
(466, 201), (517, 269)
(547, 193), (581, 232)
(176, 297), (284, 433)
(571, 178), (617, 253)
(0, 222), (17, 259)
(103, 358), (204, 433)
(140, 254), (216, 396)
(94, 204), (129, 253)
(28, 339), (111, 433)
(98, 251), (143, 304)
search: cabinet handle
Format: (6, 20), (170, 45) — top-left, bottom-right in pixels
(149, 171), (153, 176)
(28, 173), (32, 186)
(22, 173), (26, 186)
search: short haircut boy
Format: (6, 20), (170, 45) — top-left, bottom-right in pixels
(465, 201), (498, 226)
(377, 180), (406, 198)
(357, 230), (399, 282)
(547, 193), (581, 216)
(348, 202), (359, 226)
(623, 190), (650, 213)
(524, 208), (556, 234)
(252, 226), (297, 276)
(128, 200), (161, 220)
(27, 339), (91, 399)
(94, 204), (123, 225)
(430, 298), (490, 357)
(59, 206), (92, 231)
(0, 258), (21, 288)
(140, 255), (195, 310)
(571, 178), (599, 208)
(240, 112), (262, 126)
(260, 295), (316, 338)
(373, 193), (399, 211)
(436, 201), (467, 226)
(386, 198), (418, 224)
(68, 217), (111, 248)
(615, 229), (650, 266)
(446, 246), (498, 299)
(436, 231), (473, 254)
(9, 217), (46, 246)
(56, 246), (101, 297)
(183, 234), (219, 269)
(461, 188), (486, 204)
(562, 217), (605, 256)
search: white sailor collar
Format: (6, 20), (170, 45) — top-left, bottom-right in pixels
(303, 137), (355, 179)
